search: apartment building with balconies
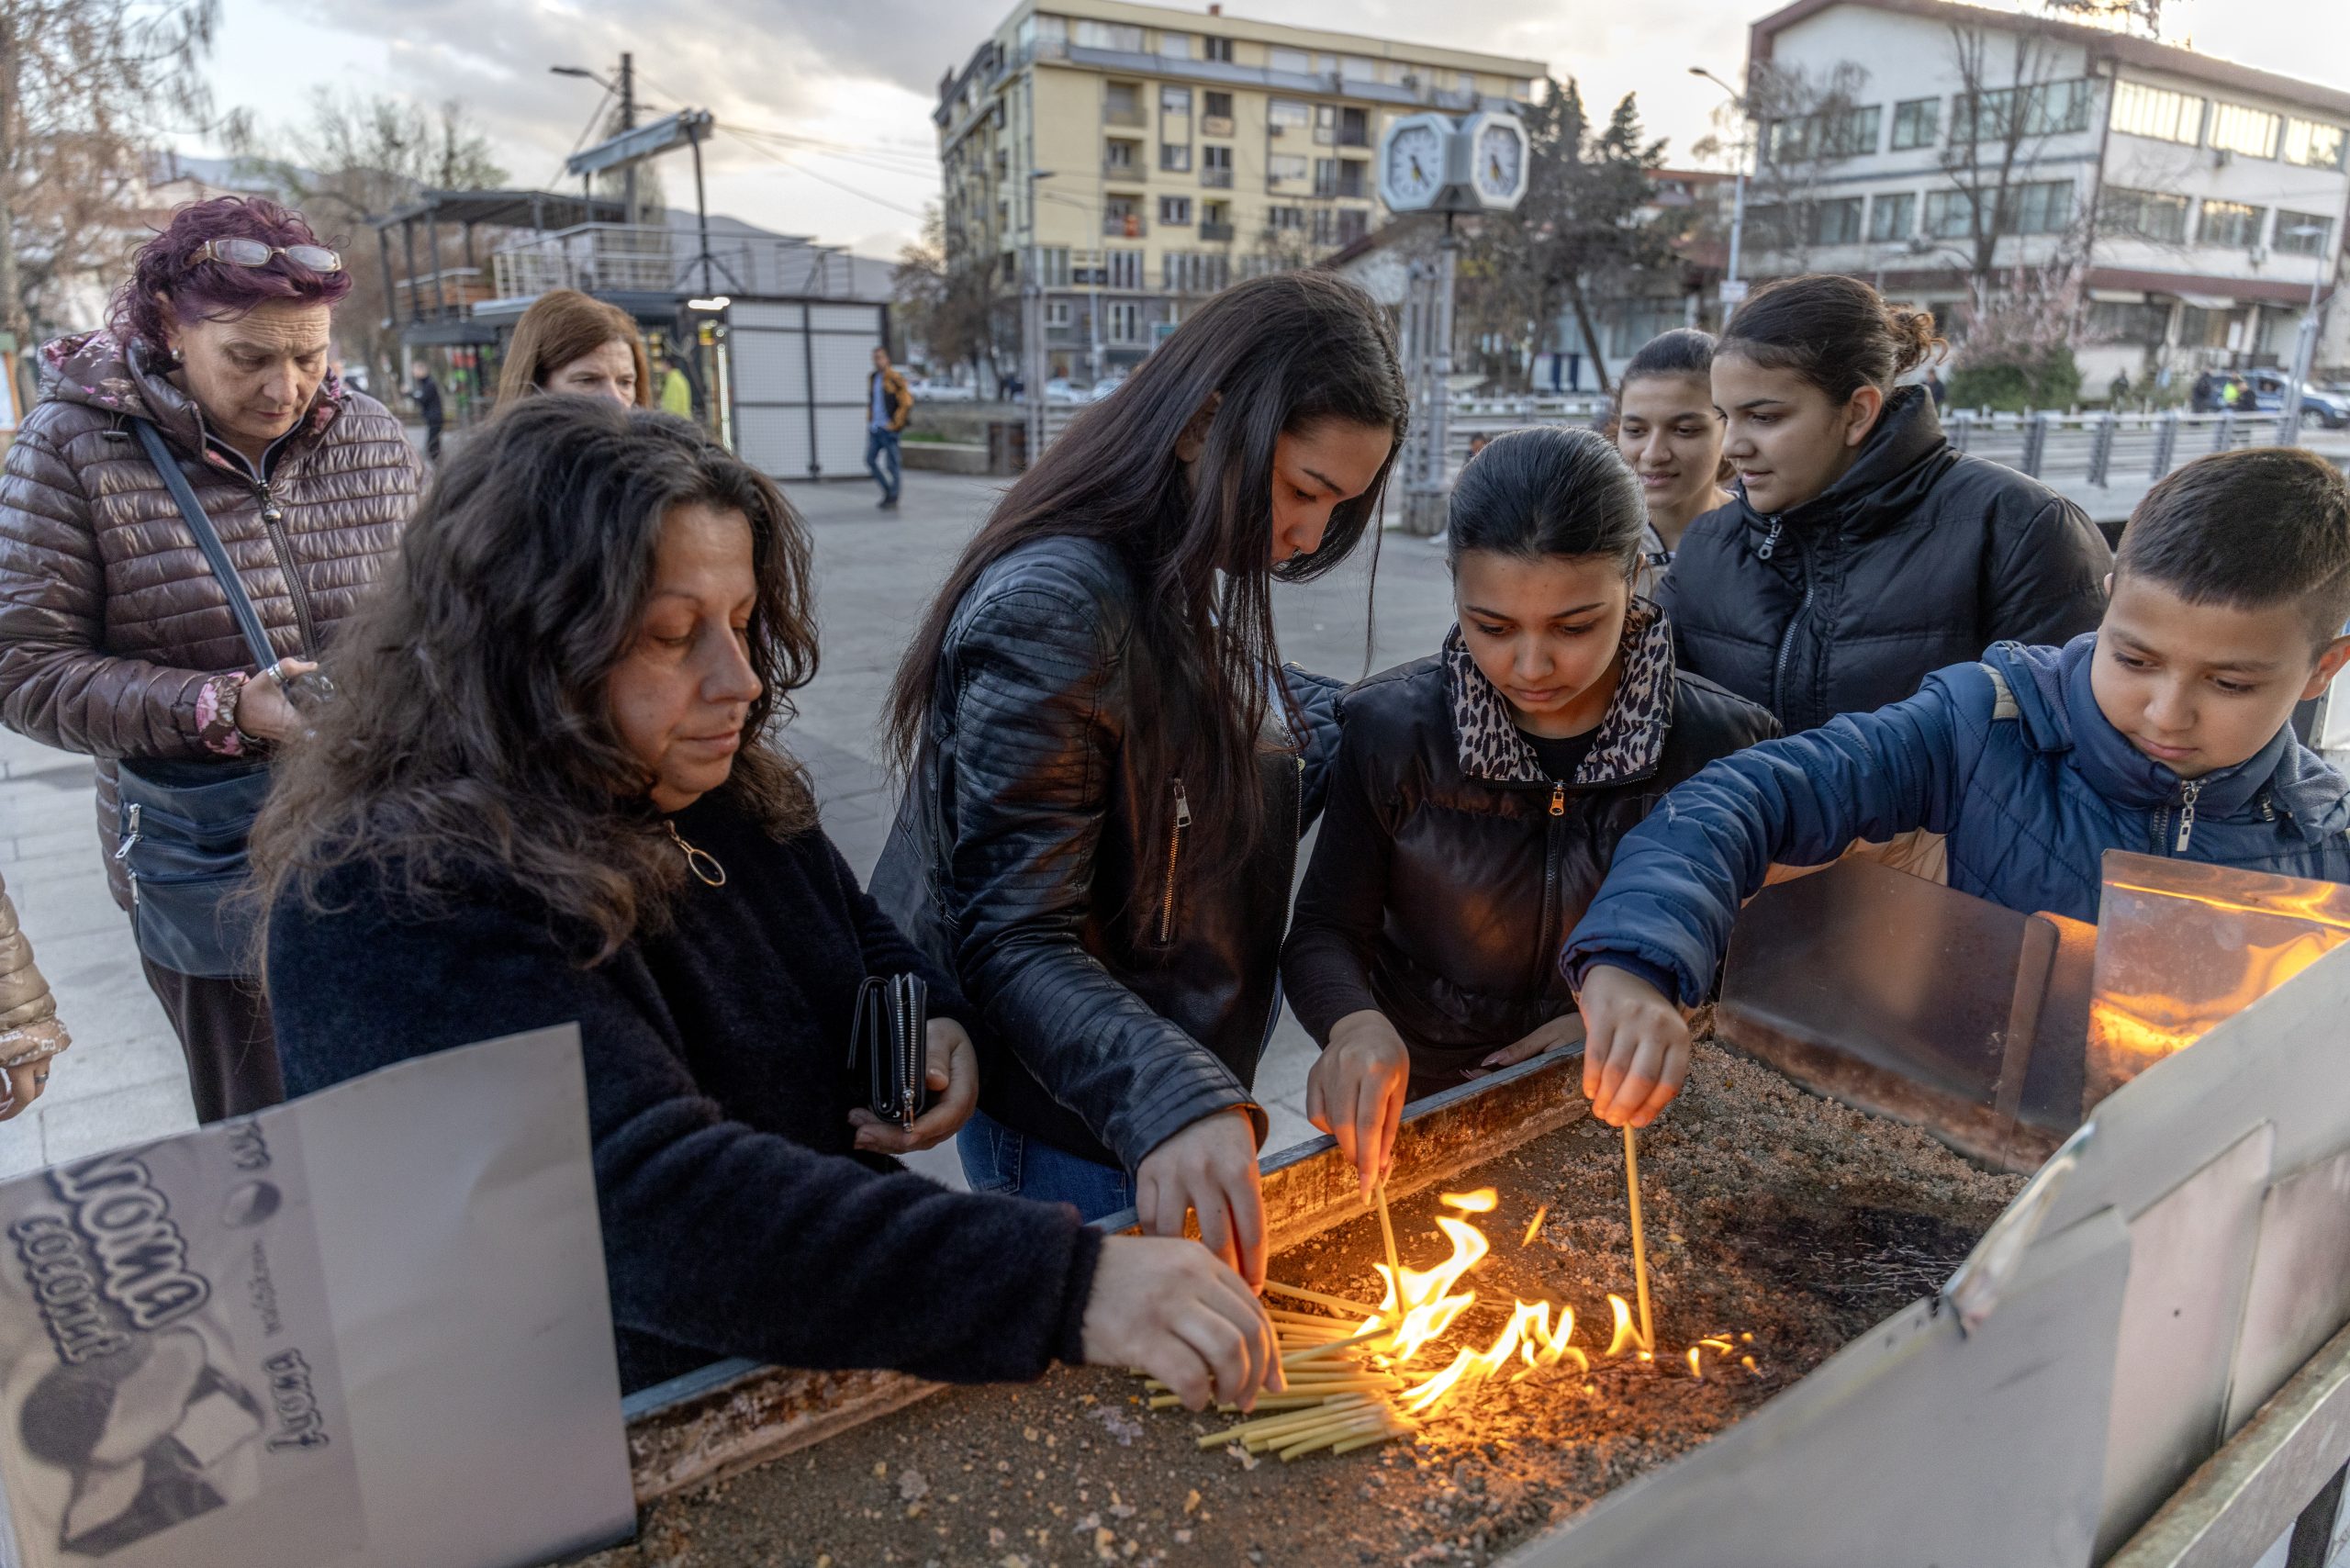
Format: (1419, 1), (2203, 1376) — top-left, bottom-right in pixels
(1743, 0), (2350, 394)
(934, 0), (1542, 379)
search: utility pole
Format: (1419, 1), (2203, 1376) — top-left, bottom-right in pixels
(619, 52), (639, 224)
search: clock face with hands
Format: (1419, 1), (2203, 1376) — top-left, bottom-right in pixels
(1379, 115), (1449, 211)
(1464, 113), (1529, 208)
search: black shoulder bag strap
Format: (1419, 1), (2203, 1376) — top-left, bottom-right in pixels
(128, 418), (282, 676)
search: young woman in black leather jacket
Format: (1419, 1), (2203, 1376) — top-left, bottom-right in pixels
(872, 273), (1407, 1284)
(1281, 428), (1778, 1193)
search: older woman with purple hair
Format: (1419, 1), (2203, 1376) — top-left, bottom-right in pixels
(0, 195), (420, 1123)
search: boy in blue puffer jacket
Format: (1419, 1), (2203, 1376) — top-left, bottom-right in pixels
(1561, 445), (2350, 1130)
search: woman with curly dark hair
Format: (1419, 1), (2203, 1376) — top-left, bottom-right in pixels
(0, 195), (419, 1122)
(254, 398), (1283, 1407)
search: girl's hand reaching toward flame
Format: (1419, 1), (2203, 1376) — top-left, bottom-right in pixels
(1307, 1011), (1411, 1202)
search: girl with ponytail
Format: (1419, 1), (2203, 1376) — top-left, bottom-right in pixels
(1661, 273), (2112, 734)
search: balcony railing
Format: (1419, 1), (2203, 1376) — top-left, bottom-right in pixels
(1202, 116), (1235, 137)
(1200, 220), (1236, 242)
(395, 268), (491, 319)
(1102, 157), (1141, 176)
(1102, 212), (1147, 238)
(1202, 167), (1234, 188)
(1103, 104), (1146, 128)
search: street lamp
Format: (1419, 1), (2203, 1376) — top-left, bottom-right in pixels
(2282, 221), (2330, 443)
(1690, 65), (1750, 306)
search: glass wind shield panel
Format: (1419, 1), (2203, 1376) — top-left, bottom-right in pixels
(2283, 118), (2347, 170)
(1075, 20), (1145, 51)
(1158, 31), (1192, 59)
(2210, 102), (2282, 159)
(1270, 47), (1312, 75)
(1340, 56), (1377, 81)
(2109, 81), (2205, 144)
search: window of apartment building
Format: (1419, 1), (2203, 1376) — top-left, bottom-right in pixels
(2098, 185), (2191, 243)
(1159, 196), (1192, 225)
(1075, 20), (1145, 51)
(1922, 187), (1981, 239)
(2085, 300), (2167, 345)
(1161, 143), (1192, 171)
(1046, 299), (1072, 329)
(1313, 157), (1339, 196)
(2177, 304), (2233, 349)
(1158, 30), (1192, 59)
(2283, 118), (2347, 170)
(1457, 73), (1477, 97)
(1104, 200), (1144, 240)
(1953, 78), (2091, 142)
(1812, 196), (1865, 245)
(1201, 200), (1232, 237)
(1203, 36), (1234, 63)
(1270, 46), (1312, 75)
(1108, 301), (1141, 342)
(2208, 102), (2281, 159)
(1103, 138), (1139, 171)
(1159, 87), (1192, 170)
(1269, 151), (1310, 186)
(2005, 179), (2073, 234)
(1769, 104), (1881, 162)
(1336, 55), (1375, 82)
(1203, 92), (1234, 129)
(1889, 98), (1940, 151)
(2276, 210), (2334, 255)
(1867, 191), (1917, 241)
(2108, 80), (2205, 144)
(1107, 251), (1144, 289)
(2199, 199), (2266, 248)
(1036, 247), (1071, 287)
(1103, 82), (1143, 127)
(1267, 205), (1307, 231)
(1164, 252), (1230, 293)
(1313, 207), (1338, 247)
(1202, 145), (1234, 186)
(1269, 98), (1310, 137)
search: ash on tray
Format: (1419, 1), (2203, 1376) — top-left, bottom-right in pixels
(581, 1041), (2024, 1568)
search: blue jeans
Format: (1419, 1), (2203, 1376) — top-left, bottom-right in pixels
(957, 1109), (1134, 1222)
(865, 427), (901, 501)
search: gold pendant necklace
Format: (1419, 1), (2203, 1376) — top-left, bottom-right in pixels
(666, 821), (727, 888)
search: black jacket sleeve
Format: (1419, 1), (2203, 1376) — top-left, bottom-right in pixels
(1283, 663), (1347, 831)
(939, 570), (1254, 1170)
(269, 887), (1101, 1385)
(1982, 492), (2111, 650)
(1281, 702), (1394, 1045)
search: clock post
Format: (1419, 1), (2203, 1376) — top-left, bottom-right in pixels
(1376, 109), (1530, 536)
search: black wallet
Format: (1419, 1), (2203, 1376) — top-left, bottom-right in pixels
(849, 973), (932, 1130)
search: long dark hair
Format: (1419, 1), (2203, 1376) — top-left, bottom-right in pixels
(884, 271), (1405, 914)
(251, 398), (819, 965)
(1447, 427), (1647, 579)
(1722, 273), (1942, 404)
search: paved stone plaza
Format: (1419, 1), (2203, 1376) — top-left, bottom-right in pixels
(0, 466), (1466, 1189)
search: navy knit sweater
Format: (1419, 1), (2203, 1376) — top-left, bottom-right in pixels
(267, 789), (1103, 1394)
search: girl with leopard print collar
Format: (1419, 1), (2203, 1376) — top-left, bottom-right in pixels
(1281, 428), (1778, 1197)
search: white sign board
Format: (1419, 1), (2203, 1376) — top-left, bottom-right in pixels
(0, 1028), (632, 1568)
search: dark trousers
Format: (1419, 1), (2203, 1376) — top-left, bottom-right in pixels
(865, 428), (901, 500)
(139, 956), (284, 1124)
(423, 420), (444, 465)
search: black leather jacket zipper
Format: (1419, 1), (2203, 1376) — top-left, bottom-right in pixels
(1156, 777), (1192, 946)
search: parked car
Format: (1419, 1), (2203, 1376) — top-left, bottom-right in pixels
(2241, 367), (2350, 430)
(1088, 376), (1127, 402)
(906, 377), (978, 403)
(1043, 377), (1090, 405)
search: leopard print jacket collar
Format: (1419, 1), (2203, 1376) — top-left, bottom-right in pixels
(1442, 600), (1677, 788)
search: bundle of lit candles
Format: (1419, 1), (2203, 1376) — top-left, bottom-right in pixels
(1127, 1128), (1757, 1460)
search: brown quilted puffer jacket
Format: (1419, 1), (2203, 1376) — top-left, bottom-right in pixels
(0, 330), (420, 909)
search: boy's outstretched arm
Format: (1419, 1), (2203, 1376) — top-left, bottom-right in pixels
(1564, 668), (1992, 1125)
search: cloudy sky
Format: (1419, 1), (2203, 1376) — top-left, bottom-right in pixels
(192, 0), (2350, 261)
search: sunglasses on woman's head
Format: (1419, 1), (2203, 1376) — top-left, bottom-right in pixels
(192, 238), (344, 274)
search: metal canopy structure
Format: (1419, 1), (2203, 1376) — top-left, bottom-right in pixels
(373, 188), (624, 233)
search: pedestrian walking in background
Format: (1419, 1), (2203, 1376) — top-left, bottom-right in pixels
(0, 195), (420, 1123)
(655, 348), (695, 419)
(495, 288), (652, 409)
(867, 345), (912, 510)
(409, 357), (444, 465)
(0, 870), (69, 1123)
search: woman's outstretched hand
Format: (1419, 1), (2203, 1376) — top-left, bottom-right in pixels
(1080, 1233), (1283, 1411)
(1576, 964), (1691, 1128)
(1136, 1107), (1268, 1291)
(850, 1017), (980, 1154)
(1306, 1010), (1410, 1202)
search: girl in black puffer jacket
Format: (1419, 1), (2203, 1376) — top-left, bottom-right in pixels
(1281, 428), (1777, 1193)
(1661, 274), (2112, 734)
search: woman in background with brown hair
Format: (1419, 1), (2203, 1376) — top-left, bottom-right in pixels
(495, 288), (652, 409)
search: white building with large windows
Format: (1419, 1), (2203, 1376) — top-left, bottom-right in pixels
(1743, 0), (2350, 393)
